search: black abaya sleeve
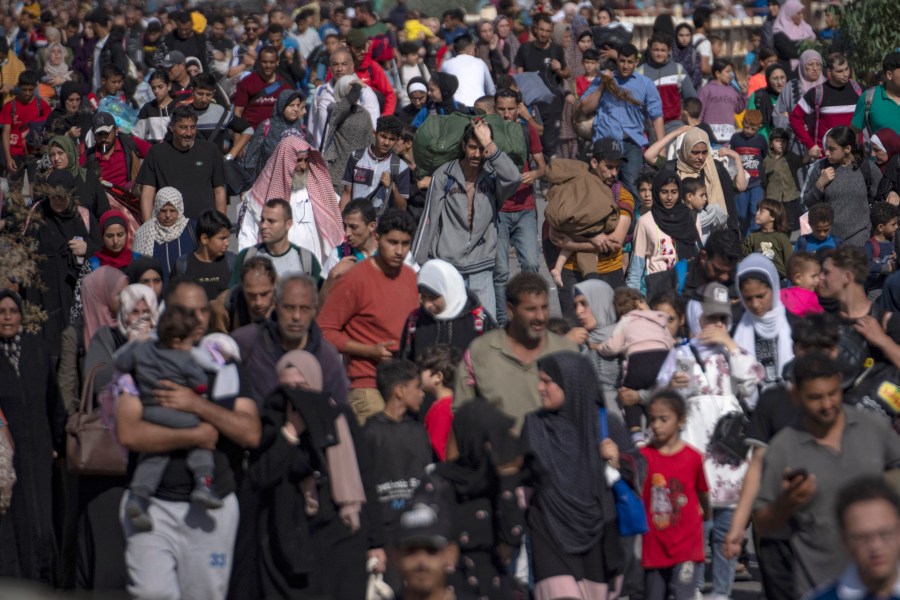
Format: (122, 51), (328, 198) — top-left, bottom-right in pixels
(343, 406), (386, 551)
(43, 349), (66, 454)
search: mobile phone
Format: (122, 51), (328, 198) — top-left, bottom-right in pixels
(783, 468), (808, 481)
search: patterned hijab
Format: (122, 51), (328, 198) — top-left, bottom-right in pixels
(132, 187), (190, 256)
(0, 290), (23, 376)
(247, 135), (344, 249)
(244, 89), (306, 171)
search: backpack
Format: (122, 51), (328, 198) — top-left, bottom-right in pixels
(369, 31), (394, 65)
(351, 148), (401, 216)
(244, 244), (314, 276)
(11, 97), (48, 154)
(412, 112), (528, 178)
(174, 250), (236, 279)
(812, 80), (863, 147)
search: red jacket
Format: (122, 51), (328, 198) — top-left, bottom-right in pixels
(356, 55), (397, 116)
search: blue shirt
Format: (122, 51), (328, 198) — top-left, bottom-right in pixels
(795, 232), (844, 253)
(581, 72), (663, 145)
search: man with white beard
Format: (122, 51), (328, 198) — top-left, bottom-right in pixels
(236, 135), (344, 277)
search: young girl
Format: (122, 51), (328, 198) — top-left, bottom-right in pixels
(780, 252), (824, 317)
(627, 169), (702, 291)
(640, 390), (709, 600)
(697, 59), (746, 144)
(742, 199), (793, 279)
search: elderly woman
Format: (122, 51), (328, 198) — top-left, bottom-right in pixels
(322, 75), (375, 194)
(250, 350), (368, 598)
(48, 135), (109, 218)
(132, 187), (197, 282)
(238, 136), (343, 272)
(0, 289), (65, 584)
(773, 50), (824, 138)
(241, 89), (307, 180)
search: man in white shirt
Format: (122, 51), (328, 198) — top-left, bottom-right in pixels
(440, 35), (496, 107)
(292, 8), (322, 61)
(88, 9), (112, 91)
(308, 48), (380, 149)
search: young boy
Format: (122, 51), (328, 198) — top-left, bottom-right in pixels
(0, 69), (52, 179)
(88, 64), (131, 110)
(365, 359), (432, 539)
(577, 48), (600, 97)
(173, 210), (236, 301)
(796, 203), (844, 254)
(730, 109), (767, 236)
(340, 115), (411, 214)
(683, 177), (728, 243)
(781, 252), (824, 318)
(118, 306), (222, 532)
(864, 202), (899, 296)
(635, 172), (654, 215)
(763, 127), (804, 231)
(420, 344), (461, 461)
(398, 41), (430, 108)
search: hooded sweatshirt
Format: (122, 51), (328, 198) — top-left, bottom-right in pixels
(636, 57), (697, 123)
(595, 309), (676, 358)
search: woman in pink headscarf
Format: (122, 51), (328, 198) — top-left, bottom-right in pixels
(772, 0), (815, 71)
(237, 135), (344, 275)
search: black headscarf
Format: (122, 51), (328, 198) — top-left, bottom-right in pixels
(753, 63), (787, 128)
(126, 257), (165, 291)
(431, 72), (460, 115)
(523, 351), (615, 554)
(433, 398), (521, 499)
(650, 168), (700, 260)
(0, 289), (23, 375)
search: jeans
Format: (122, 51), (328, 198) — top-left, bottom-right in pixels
(464, 270), (496, 320)
(704, 508), (737, 596)
(494, 209), (540, 325)
(735, 185), (765, 237)
(620, 138), (645, 200)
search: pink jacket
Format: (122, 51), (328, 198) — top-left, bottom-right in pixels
(780, 287), (824, 318)
(597, 310), (675, 358)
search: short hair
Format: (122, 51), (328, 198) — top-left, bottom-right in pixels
(342, 198), (377, 223)
(398, 41), (420, 56)
(648, 33), (672, 48)
(613, 287), (645, 319)
(693, 6), (712, 29)
(376, 359), (420, 400)
(400, 125), (416, 143)
(157, 304), (199, 347)
(264, 198), (292, 221)
(453, 35), (473, 55)
(791, 312), (839, 350)
(759, 46), (777, 62)
(495, 74), (516, 91)
(682, 97), (702, 119)
(532, 13), (552, 28)
(191, 72), (217, 92)
(240, 255), (277, 285)
(442, 8), (464, 22)
(297, 7), (316, 21)
(808, 202), (834, 226)
(473, 96), (495, 115)
(173, 10), (192, 24)
(582, 48), (600, 62)
(101, 64), (124, 80)
(170, 105), (198, 126)
(826, 52), (848, 71)
(506, 272), (548, 306)
(883, 51), (900, 74)
(419, 343), (461, 387)
(494, 87), (520, 105)
(870, 201), (900, 233)
(210, 15), (225, 26)
(787, 252), (820, 282)
(462, 121), (493, 146)
(356, 0), (374, 14)
(681, 177), (706, 196)
(824, 245), (868, 286)
(649, 389), (687, 420)
(258, 45), (278, 60)
(704, 228), (742, 265)
(618, 43), (639, 58)
(268, 23), (284, 35)
(635, 172), (655, 191)
(836, 476), (900, 530)
(196, 210), (231, 241)
(712, 58), (733, 77)
(759, 198), (789, 235)
(750, 28), (763, 38)
(18, 70), (38, 87)
(376, 208), (417, 237)
(274, 273), (318, 305)
(546, 317), (572, 336)
(375, 115), (403, 137)
(163, 278), (205, 307)
(791, 350), (842, 390)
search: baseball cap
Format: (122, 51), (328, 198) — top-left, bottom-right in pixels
(159, 50), (187, 69)
(592, 137), (627, 162)
(397, 503), (450, 550)
(701, 283), (731, 318)
(345, 29), (367, 49)
(92, 111), (116, 134)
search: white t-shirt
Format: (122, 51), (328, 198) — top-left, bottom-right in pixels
(692, 33), (713, 62)
(440, 54), (496, 107)
(288, 188), (339, 276)
(341, 148), (411, 212)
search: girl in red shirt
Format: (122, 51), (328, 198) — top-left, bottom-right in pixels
(640, 390), (710, 600)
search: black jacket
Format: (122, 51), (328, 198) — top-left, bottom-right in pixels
(399, 290), (497, 363)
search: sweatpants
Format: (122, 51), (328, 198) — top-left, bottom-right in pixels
(121, 493), (239, 600)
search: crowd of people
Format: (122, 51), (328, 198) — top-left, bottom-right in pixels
(0, 0), (899, 598)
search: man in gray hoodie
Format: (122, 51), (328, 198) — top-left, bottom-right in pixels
(412, 119), (522, 317)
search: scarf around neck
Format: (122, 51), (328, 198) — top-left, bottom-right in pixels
(93, 210), (135, 270)
(132, 187), (189, 256)
(651, 169), (700, 260)
(676, 127), (728, 213)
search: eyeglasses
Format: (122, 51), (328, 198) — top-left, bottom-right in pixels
(247, 26), (259, 32)
(846, 527), (900, 548)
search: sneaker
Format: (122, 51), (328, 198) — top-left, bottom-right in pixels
(125, 493), (153, 532)
(190, 476), (224, 509)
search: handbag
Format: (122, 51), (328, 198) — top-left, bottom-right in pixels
(65, 363), (128, 476)
(224, 159), (254, 196)
(599, 408), (648, 537)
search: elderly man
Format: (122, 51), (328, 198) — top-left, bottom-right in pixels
(308, 47), (380, 148)
(237, 136), (343, 275)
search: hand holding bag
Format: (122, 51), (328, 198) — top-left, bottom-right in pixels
(599, 408), (649, 537)
(65, 363), (128, 476)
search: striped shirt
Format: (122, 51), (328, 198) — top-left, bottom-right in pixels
(789, 81), (861, 151)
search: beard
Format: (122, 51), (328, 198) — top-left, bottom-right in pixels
(292, 169), (308, 191)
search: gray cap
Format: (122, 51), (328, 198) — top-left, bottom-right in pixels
(701, 282), (731, 318)
(159, 50), (187, 69)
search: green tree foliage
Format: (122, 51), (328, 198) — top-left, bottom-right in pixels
(840, 0), (900, 82)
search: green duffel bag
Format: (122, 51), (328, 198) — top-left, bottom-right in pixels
(412, 112), (529, 177)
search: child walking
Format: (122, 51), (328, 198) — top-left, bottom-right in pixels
(863, 202), (899, 297)
(742, 199), (793, 279)
(641, 390), (709, 600)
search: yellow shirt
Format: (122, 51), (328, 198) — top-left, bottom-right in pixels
(0, 55), (26, 104)
(564, 186), (635, 275)
(403, 20), (434, 42)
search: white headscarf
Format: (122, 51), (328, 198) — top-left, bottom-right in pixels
(132, 187), (190, 256)
(116, 283), (159, 337)
(733, 254), (794, 378)
(417, 259), (467, 320)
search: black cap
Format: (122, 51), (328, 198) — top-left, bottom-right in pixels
(591, 137), (627, 162)
(87, 8), (110, 24)
(92, 111), (116, 133)
(397, 503), (450, 550)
